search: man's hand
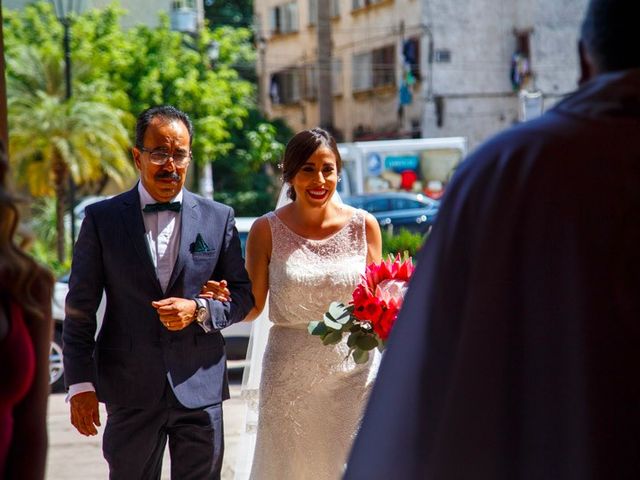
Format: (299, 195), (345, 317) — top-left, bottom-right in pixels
(152, 297), (197, 331)
(70, 391), (100, 436)
(200, 279), (231, 302)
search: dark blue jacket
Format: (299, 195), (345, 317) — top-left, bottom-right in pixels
(346, 69), (640, 479)
(63, 186), (254, 408)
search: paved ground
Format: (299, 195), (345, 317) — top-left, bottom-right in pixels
(45, 374), (246, 479)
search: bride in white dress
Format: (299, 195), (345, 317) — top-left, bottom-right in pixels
(206, 128), (381, 479)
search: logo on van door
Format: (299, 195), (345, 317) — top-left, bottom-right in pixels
(367, 153), (383, 176)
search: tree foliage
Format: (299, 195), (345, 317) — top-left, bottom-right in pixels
(3, 0), (292, 257)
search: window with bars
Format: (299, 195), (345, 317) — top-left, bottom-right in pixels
(352, 45), (395, 92)
(372, 45), (395, 87)
(352, 52), (373, 92)
(270, 69), (302, 105)
(270, 2), (299, 35)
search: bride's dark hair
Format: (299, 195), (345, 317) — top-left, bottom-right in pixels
(281, 128), (342, 201)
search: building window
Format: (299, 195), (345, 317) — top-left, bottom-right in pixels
(352, 0), (385, 11)
(372, 45), (395, 88)
(352, 52), (373, 92)
(402, 37), (421, 81)
(171, 0), (195, 9)
(511, 29), (533, 90)
(308, 0), (340, 25)
(353, 45), (395, 92)
(270, 2), (299, 35)
(170, 0), (197, 32)
(332, 58), (343, 95)
(303, 65), (318, 100)
(270, 68), (302, 105)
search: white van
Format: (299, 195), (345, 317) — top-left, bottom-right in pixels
(337, 137), (467, 198)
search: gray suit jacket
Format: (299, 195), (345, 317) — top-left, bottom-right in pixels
(63, 186), (254, 408)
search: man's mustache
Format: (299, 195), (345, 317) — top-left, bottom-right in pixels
(155, 171), (181, 181)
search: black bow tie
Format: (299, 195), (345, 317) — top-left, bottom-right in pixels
(143, 201), (182, 213)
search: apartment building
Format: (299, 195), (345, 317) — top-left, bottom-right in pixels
(254, 0), (588, 147)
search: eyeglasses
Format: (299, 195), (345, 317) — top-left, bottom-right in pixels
(139, 147), (192, 167)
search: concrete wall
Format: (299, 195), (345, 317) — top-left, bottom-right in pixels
(421, 0), (589, 150)
(528, 1), (588, 98)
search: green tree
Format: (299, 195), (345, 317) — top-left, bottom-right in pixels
(7, 45), (133, 261)
(117, 20), (289, 214)
(4, 1), (291, 231)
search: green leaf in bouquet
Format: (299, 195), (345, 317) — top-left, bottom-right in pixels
(323, 314), (344, 331)
(355, 334), (379, 351)
(327, 302), (351, 321)
(328, 303), (352, 325)
(352, 348), (370, 364)
(347, 331), (362, 348)
(322, 330), (343, 345)
(308, 321), (328, 336)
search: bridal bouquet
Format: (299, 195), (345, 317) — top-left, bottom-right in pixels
(308, 254), (414, 363)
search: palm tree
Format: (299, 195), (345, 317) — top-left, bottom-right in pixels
(7, 46), (134, 262)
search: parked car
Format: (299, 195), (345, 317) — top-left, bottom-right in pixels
(343, 192), (440, 234)
(49, 216), (257, 390)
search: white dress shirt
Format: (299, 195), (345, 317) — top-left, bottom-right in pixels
(138, 182), (182, 292)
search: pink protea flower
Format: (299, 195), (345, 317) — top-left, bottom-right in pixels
(352, 255), (415, 339)
(310, 253), (416, 363)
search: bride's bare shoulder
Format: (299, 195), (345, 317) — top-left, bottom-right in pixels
(339, 204), (358, 216)
(273, 202), (294, 219)
(249, 214), (272, 238)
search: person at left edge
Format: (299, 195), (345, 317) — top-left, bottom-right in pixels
(62, 105), (254, 479)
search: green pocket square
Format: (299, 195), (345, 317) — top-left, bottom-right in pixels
(190, 233), (210, 253)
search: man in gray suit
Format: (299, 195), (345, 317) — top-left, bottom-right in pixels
(63, 105), (254, 478)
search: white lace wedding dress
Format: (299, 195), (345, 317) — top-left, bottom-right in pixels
(248, 209), (378, 480)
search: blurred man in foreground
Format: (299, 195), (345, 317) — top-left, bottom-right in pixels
(346, 1), (640, 478)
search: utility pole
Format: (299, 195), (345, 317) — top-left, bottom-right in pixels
(317, 0), (334, 133)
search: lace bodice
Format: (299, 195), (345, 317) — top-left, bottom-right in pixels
(267, 210), (367, 329)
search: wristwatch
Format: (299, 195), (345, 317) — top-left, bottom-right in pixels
(193, 299), (208, 325)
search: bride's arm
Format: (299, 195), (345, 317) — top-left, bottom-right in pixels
(243, 216), (272, 321)
(365, 212), (383, 264)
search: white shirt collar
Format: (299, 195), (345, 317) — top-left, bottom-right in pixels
(137, 181), (184, 211)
